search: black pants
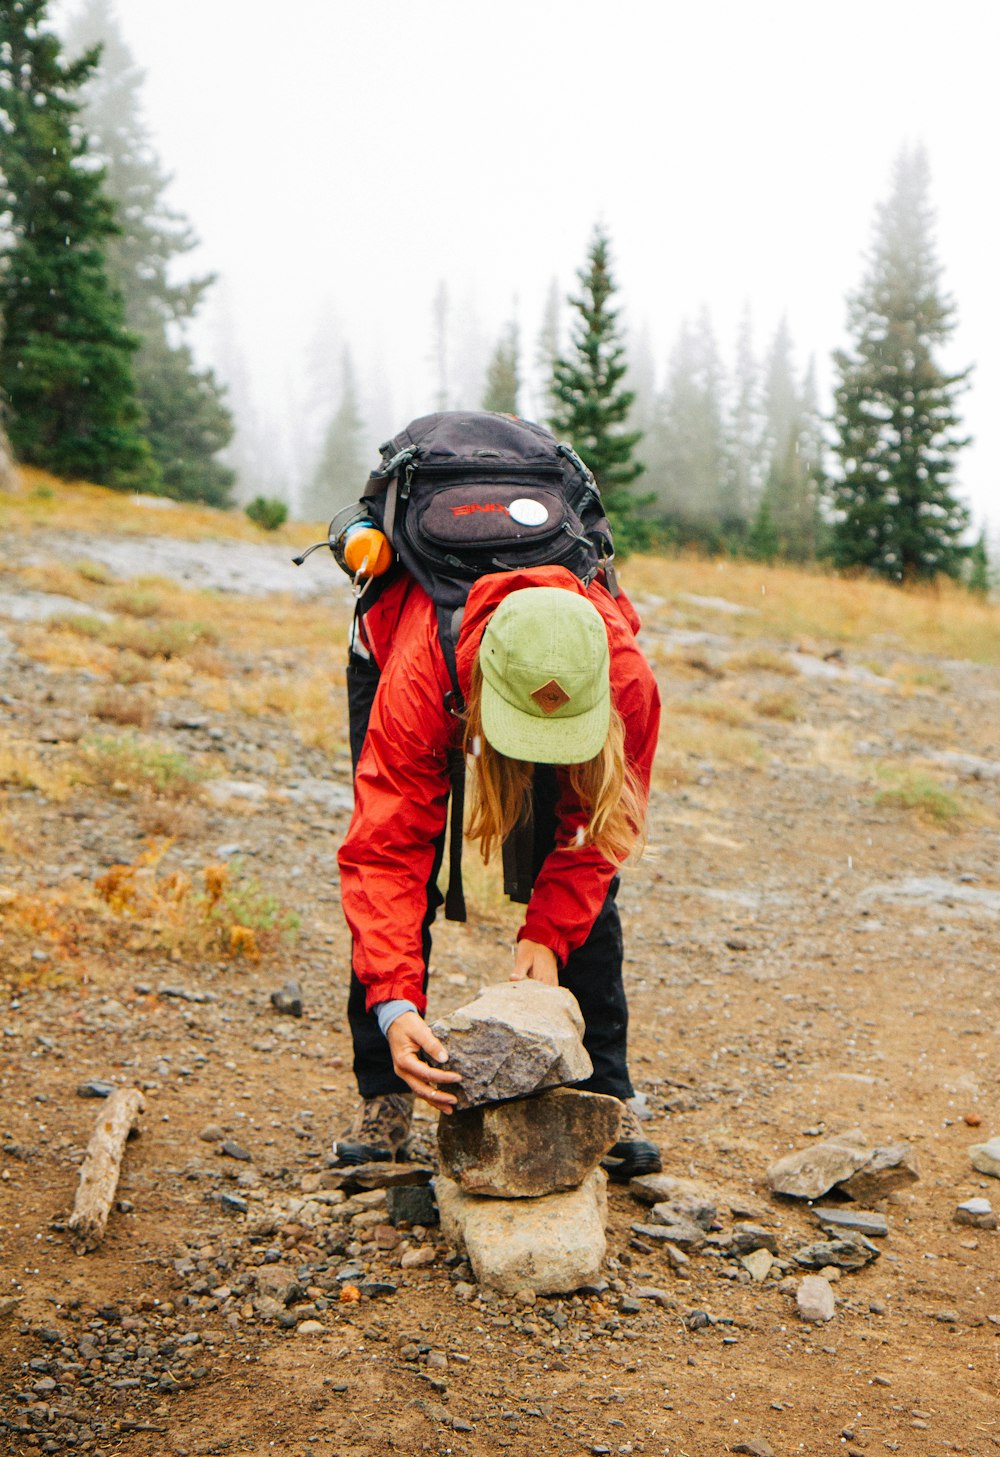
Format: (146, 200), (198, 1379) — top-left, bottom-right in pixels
(345, 649), (634, 1102)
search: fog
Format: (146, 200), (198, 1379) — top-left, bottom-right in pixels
(58, 0), (999, 525)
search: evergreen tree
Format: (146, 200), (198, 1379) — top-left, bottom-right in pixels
(66, 0), (234, 505)
(647, 309), (727, 544)
(747, 496), (780, 564)
(481, 320), (520, 414)
(533, 278), (561, 423)
(830, 145), (970, 581)
(720, 306), (764, 536)
(0, 0), (156, 489)
(967, 530), (991, 595)
(302, 350), (366, 521)
(549, 227), (648, 553)
(756, 321), (822, 561)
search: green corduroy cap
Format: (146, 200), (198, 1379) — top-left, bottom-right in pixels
(478, 588), (611, 764)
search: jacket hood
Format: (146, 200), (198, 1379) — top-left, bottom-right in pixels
(455, 566), (591, 694)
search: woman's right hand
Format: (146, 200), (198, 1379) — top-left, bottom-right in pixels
(385, 1011), (462, 1113)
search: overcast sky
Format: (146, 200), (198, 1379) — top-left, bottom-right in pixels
(59, 0), (999, 525)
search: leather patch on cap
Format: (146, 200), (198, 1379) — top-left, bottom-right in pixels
(531, 679), (571, 714)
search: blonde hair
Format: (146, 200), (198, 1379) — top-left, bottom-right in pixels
(463, 658), (647, 867)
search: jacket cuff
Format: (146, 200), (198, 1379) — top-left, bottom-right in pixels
(374, 999), (419, 1036)
(516, 921), (569, 967)
(364, 977), (427, 1016)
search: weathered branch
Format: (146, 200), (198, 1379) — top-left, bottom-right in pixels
(67, 1088), (145, 1252)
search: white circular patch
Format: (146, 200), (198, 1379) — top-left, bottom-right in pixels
(508, 497), (550, 527)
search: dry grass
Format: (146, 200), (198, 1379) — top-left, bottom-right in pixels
(725, 647), (799, 676)
(755, 690), (802, 721)
(77, 733), (207, 799)
(0, 467), (320, 547)
(659, 716), (764, 772)
(624, 553), (1000, 665)
(671, 696), (750, 727)
(232, 671), (348, 753)
(54, 612), (219, 659)
(0, 738), (74, 802)
(873, 765), (971, 827)
(0, 844), (298, 987)
(90, 688), (155, 729)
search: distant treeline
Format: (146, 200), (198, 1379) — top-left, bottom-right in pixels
(0, 3), (987, 588)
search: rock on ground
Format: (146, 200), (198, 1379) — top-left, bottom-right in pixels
(628, 1174), (717, 1229)
(837, 1143), (919, 1201)
(766, 1130), (870, 1199)
(435, 1168), (608, 1295)
(437, 1088), (621, 1197)
(969, 1137), (1000, 1178)
(430, 981), (592, 1109)
(796, 1275), (836, 1322)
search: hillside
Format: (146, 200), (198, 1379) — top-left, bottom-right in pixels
(1, 474), (999, 1457)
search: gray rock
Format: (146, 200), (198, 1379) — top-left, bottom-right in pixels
(437, 1088), (620, 1197)
(436, 1168), (608, 1295)
(796, 1275), (835, 1323)
(633, 1214), (705, 1250)
(969, 1137), (1000, 1179)
(954, 1197), (997, 1230)
(766, 1130), (870, 1199)
(727, 1223), (780, 1256)
(76, 1079), (116, 1098)
(741, 1248), (773, 1282)
(794, 1236), (879, 1271)
(628, 1174), (717, 1229)
(837, 1143), (919, 1201)
(254, 1267), (304, 1306)
(220, 1139), (252, 1161)
(732, 1440), (776, 1457)
(814, 1207), (888, 1238)
(198, 1123), (224, 1142)
(270, 980), (303, 1017)
(320, 1161), (432, 1193)
(430, 982), (592, 1108)
(386, 1185), (438, 1226)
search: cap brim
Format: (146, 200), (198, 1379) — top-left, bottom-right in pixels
(481, 683), (611, 765)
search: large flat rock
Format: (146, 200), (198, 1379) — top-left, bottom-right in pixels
(436, 1168), (608, 1295)
(437, 1088), (621, 1197)
(766, 1130), (870, 1199)
(430, 982), (592, 1109)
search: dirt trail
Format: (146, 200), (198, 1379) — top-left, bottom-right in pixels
(1, 524), (998, 1457)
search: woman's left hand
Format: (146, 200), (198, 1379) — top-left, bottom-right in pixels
(510, 938), (559, 986)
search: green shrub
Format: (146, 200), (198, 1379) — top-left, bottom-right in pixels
(246, 496), (288, 531)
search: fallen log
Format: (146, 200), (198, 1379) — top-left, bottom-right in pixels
(67, 1088), (145, 1252)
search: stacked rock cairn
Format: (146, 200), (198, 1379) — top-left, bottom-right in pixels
(431, 980), (623, 1296)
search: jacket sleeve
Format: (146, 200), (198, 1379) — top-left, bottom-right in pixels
(337, 600), (455, 1013)
(519, 620), (660, 964)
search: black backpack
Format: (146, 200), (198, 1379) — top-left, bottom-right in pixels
(296, 410), (619, 920)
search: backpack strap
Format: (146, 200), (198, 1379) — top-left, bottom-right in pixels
(437, 602), (467, 923)
(444, 747), (467, 923)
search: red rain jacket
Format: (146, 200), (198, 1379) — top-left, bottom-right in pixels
(338, 565), (661, 1012)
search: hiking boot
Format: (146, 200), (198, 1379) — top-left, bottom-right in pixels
(332, 1093), (414, 1166)
(602, 1101), (662, 1183)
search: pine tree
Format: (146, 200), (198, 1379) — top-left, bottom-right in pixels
(302, 350), (366, 521)
(647, 310), (727, 545)
(549, 228), (648, 553)
(0, 0), (156, 490)
(533, 278), (561, 424)
(720, 306), (764, 536)
(481, 321), (520, 415)
(756, 321), (822, 561)
(65, 0), (234, 505)
(830, 145), (970, 582)
(967, 530), (991, 595)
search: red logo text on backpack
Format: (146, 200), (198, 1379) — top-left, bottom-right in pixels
(450, 502), (510, 517)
